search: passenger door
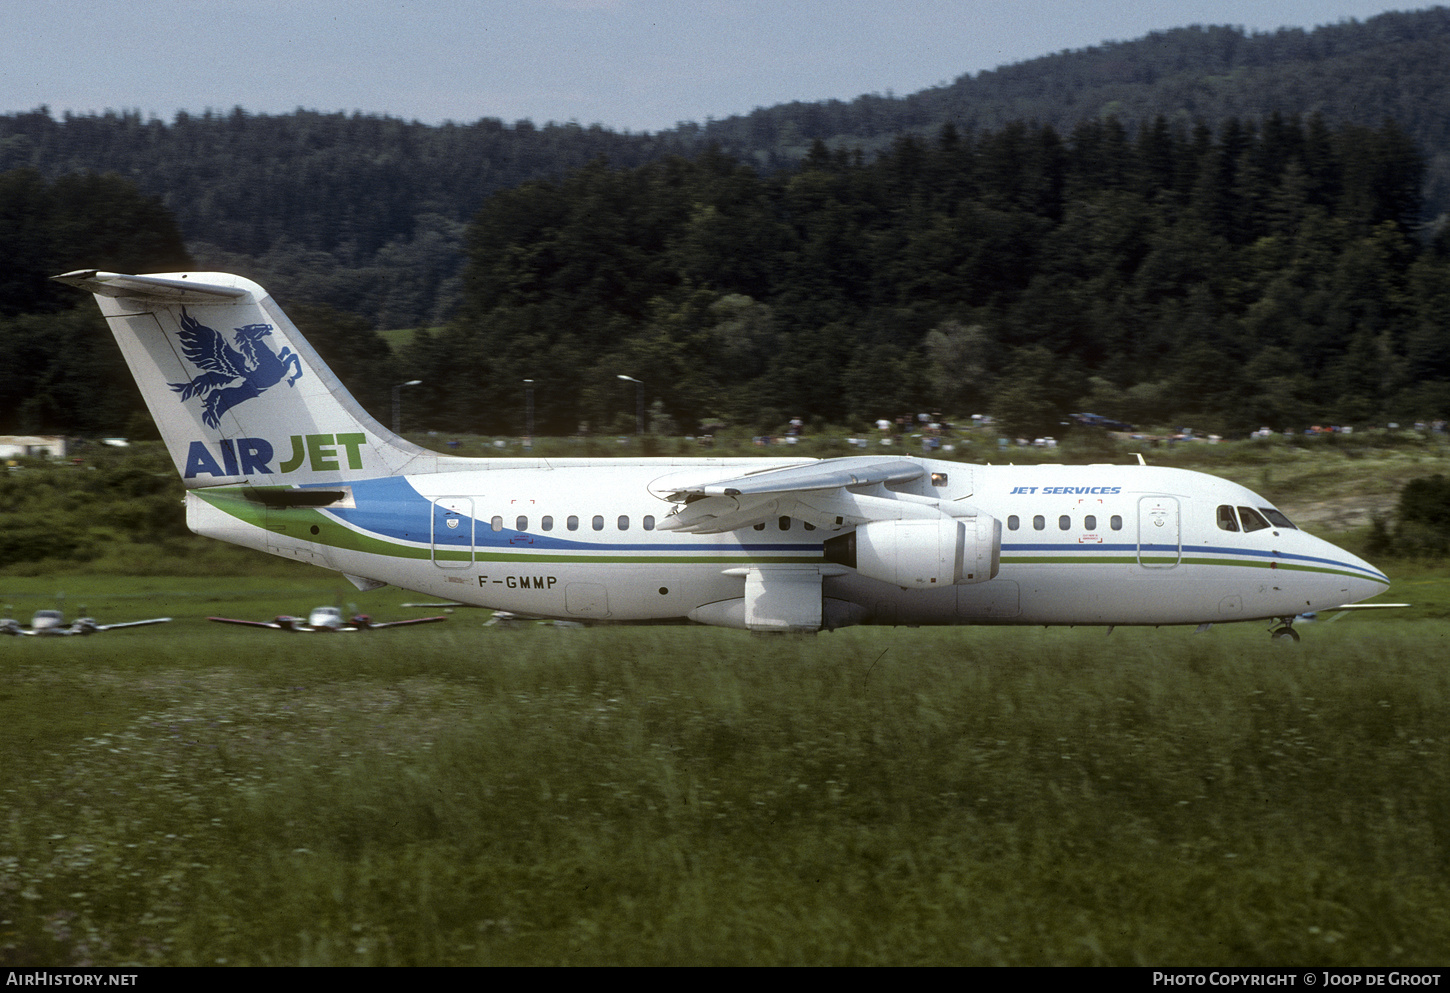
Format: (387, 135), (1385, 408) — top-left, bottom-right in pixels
(1137, 496), (1181, 569)
(431, 497), (475, 569)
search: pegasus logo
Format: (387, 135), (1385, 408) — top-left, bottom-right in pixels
(169, 308), (303, 427)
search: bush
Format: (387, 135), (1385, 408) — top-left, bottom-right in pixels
(1375, 474), (1450, 558)
(0, 514), (80, 563)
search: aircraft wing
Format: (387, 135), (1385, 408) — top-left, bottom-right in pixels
(359, 615), (449, 629)
(654, 456), (930, 534)
(1310, 602), (1412, 622)
(207, 616), (291, 630)
(1321, 602), (1411, 610)
(93, 618), (171, 632)
(660, 456), (924, 499)
(485, 611), (585, 628)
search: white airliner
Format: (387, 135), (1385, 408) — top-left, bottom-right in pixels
(54, 270), (1393, 640)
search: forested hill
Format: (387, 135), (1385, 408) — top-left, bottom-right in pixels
(3, 7), (1450, 331)
(406, 114), (1444, 441)
(0, 110), (695, 328)
(702, 6), (1450, 198)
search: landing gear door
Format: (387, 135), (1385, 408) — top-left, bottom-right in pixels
(1137, 496), (1181, 568)
(432, 497), (474, 569)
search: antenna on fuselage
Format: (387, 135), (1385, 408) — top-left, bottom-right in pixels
(1135, 454), (1148, 466)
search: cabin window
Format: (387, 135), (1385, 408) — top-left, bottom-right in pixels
(1111, 515), (1123, 531)
(1084, 515), (1096, 531)
(541, 515), (553, 531)
(1033, 515), (1045, 531)
(490, 515), (503, 532)
(1217, 505), (1240, 532)
(567, 515), (579, 531)
(592, 515), (604, 531)
(1008, 515), (1020, 530)
(643, 515), (655, 531)
(931, 472), (948, 487)
(618, 515), (629, 531)
(754, 522), (765, 531)
(1059, 515), (1071, 531)
(779, 516), (791, 530)
(516, 515), (528, 531)
(804, 522), (816, 531)
(1238, 507), (1270, 533)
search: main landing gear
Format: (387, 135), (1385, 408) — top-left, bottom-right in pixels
(1269, 618), (1301, 642)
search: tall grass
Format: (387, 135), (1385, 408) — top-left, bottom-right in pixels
(3, 620), (1448, 965)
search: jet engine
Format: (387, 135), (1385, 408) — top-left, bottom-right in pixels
(823, 516), (1000, 589)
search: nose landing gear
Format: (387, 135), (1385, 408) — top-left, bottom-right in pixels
(1269, 618), (1301, 642)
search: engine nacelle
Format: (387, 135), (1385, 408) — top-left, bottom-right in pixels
(823, 517), (1000, 589)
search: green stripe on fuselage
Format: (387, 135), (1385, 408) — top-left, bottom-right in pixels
(196, 488), (824, 565)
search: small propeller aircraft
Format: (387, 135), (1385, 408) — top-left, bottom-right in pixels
(207, 605), (447, 632)
(1, 607), (171, 637)
(55, 269), (1395, 639)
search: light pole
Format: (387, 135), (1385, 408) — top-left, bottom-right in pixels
(617, 375), (644, 436)
(523, 379), (534, 450)
(392, 379), (421, 435)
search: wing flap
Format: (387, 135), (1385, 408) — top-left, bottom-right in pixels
(655, 456), (948, 534)
(667, 456), (924, 499)
(654, 495), (781, 534)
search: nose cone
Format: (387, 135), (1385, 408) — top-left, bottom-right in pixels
(1304, 536), (1391, 610)
(1342, 561), (1391, 606)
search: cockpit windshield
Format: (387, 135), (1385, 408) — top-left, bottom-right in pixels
(1238, 507), (1271, 532)
(1216, 504), (1298, 532)
(1260, 507), (1297, 529)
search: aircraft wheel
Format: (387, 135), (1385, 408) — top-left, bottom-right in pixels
(1271, 627), (1301, 643)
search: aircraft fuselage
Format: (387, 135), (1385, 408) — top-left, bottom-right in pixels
(186, 456), (1387, 630)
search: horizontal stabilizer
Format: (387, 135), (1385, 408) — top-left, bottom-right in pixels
(51, 270), (249, 303)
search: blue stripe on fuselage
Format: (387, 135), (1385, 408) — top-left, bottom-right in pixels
(309, 477), (820, 553)
(1001, 540), (1386, 581)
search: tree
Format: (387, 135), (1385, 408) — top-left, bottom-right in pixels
(922, 320), (995, 416)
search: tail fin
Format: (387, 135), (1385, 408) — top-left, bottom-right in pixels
(53, 270), (439, 486)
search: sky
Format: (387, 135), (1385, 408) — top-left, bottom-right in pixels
(0, 0), (1431, 134)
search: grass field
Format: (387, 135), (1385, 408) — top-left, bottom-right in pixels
(3, 435), (1449, 965)
(3, 598), (1449, 965)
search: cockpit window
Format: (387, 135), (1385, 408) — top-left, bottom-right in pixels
(1260, 507), (1297, 530)
(1237, 507), (1270, 533)
(1216, 505), (1240, 532)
